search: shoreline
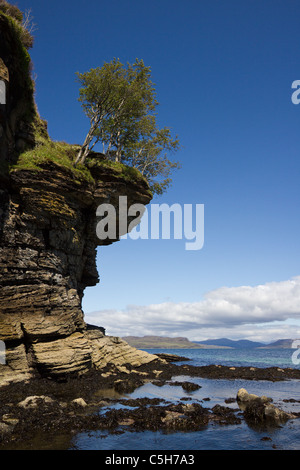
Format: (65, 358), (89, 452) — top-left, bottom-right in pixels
(0, 357), (300, 449)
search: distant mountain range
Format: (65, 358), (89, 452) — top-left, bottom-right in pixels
(123, 335), (299, 349)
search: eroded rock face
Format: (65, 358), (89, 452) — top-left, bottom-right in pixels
(0, 161), (154, 380)
(0, 3), (158, 383)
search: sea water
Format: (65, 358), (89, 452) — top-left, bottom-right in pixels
(71, 348), (300, 451)
(143, 347), (300, 369)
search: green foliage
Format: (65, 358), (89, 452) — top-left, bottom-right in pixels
(86, 155), (152, 192)
(12, 137), (150, 189)
(76, 58), (180, 194)
(0, 7), (35, 123)
(121, 116), (181, 194)
(0, 1), (23, 22)
(0, 1), (34, 49)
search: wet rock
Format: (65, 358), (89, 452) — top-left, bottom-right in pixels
(71, 398), (87, 408)
(237, 388), (272, 404)
(17, 395), (55, 409)
(118, 417), (135, 426)
(156, 353), (191, 363)
(175, 364), (300, 381)
(114, 378), (144, 394)
(264, 404), (295, 422)
(152, 379), (166, 387)
(99, 401), (211, 433)
(161, 410), (184, 425)
(170, 381), (201, 392)
(283, 398), (300, 403)
(118, 397), (167, 407)
(211, 405), (242, 425)
(181, 381), (201, 392)
(1, 414), (19, 426)
(224, 397), (236, 404)
(0, 422), (14, 439)
(237, 388), (296, 424)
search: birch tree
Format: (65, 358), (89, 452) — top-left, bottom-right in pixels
(122, 115), (180, 194)
(75, 58), (156, 165)
(75, 58), (180, 194)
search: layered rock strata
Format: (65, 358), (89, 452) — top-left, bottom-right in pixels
(0, 160), (157, 382)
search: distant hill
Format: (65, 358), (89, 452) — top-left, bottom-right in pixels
(196, 337), (300, 349)
(258, 339), (297, 349)
(195, 338), (265, 349)
(122, 335), (228, 349)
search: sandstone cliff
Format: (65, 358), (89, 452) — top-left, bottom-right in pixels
(0, 2), (159, 384)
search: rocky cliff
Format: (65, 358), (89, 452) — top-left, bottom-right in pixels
(0, 2), (159, 385)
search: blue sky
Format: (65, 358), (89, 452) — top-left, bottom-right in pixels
(15, 0), (300, 341)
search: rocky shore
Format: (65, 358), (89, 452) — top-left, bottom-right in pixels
(0, 356), (300, 449)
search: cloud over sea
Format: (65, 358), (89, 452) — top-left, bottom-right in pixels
(85, 276), (300, 342)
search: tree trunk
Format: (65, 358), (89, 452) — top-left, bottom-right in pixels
(74, 116), (99, 165)
(115, 130), (122, 162)
(74, 135), (91, 165)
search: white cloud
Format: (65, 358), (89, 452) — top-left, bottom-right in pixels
(84, 276), (300, 342)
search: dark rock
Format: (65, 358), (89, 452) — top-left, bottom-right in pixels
(283, 398), (300, 403)
(211, 404), (242, 425)
(170, 381), (201, 392)
(114, 378), (144, 394)
(156, 353), (191, 362)
(224, 397), (236, 404)
(239, 391), (296, 425)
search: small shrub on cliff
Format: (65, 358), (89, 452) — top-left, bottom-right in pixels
(0, 1), (23, 22)
(0, 1), (35, 49)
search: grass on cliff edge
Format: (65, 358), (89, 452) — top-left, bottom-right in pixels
(11, 137), (94, 183)
(11, 136), (151, 190)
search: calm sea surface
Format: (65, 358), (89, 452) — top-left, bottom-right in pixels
(71, 348), (300, 451)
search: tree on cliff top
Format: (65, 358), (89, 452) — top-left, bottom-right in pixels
(75, 58), (180, 195)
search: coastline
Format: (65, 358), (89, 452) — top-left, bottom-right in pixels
(1, 354), (300, 450)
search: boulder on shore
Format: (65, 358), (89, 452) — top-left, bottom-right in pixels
(237, 388), (271, 404)
(237, 388), (295, 424)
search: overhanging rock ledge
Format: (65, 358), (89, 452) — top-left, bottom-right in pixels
(0, 160), (158, 384)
